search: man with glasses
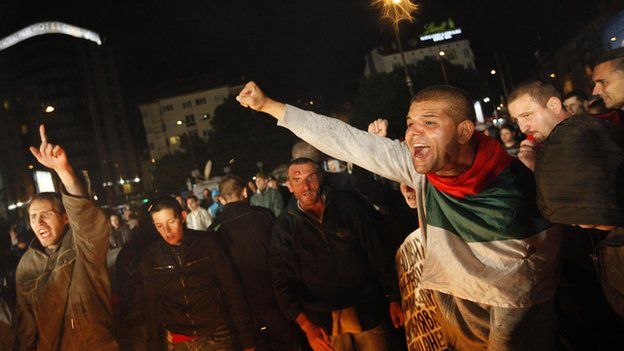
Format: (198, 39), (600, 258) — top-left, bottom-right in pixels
(270, 157), (403, 351)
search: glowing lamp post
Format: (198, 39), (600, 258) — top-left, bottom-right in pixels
(176, 120), (198, 172)
(374, 0), (418, 97)
(438, 51), (449, 84)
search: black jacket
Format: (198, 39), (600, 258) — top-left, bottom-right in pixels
(212, 202), (282, 324)
(270, 186), (399, 331)
(140, 229), (255, 350)
(536, 115), (624, 226)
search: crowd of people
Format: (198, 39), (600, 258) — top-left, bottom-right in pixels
(0, 47), (623, 351)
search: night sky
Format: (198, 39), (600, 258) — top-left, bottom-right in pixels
(0, 0), (611, 142)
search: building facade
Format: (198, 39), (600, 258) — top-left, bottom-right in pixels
(364, 38), (476, 77)
(0, 22), (140, 215)
(139, 85), (242, 161)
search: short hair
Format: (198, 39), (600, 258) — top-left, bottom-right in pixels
(595, 47), (624, 73)
(508, 80), (561, 107)
(109, 212), (121, 219)
(562, 89), (588, 102)
(287, 157), (321, 179)
(499, 125), (515, 133)
(291, 141), (323, 162)
(411, 85), (476, 123)
(186, 195), (198, 202)
(254, 173), (268, 180)
(28, 192), (65, 214)
(219, 175), (245, 199)
(148, 196), (183, 218)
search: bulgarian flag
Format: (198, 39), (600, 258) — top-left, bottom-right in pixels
(416, 133), (561, 308)
(277, 104), (562, 309)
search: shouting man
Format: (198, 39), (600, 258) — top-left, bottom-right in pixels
(16, 125), (118, 350)
(237, 82), (561, 350)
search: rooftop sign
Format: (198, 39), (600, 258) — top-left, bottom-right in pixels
(0, 21), (102, 52)
(419, 19), (462, 42)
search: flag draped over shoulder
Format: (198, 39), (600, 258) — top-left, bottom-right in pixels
(418, 133), (560, 308)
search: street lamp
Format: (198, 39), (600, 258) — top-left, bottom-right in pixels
(438, 51), (449, 84)
(374, 0), (419, 97)
(44, 105), (55, 113)
(490, 69), (496, 75)
(176, 120), (198, 172)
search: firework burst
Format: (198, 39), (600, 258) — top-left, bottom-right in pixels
(373, 0), (418, 25)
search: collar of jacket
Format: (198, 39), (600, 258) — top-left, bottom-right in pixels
(221, 201), (250, 218)
(160, 228), (200, 252)
(287, 185), (336, 219)
(29, 227), (70, 256)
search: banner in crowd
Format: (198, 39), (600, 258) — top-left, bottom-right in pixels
(396, 229), (447, 351)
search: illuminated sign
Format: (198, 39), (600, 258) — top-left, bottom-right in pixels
(421, 19), (456, 35)
(419, 18), (462, 42)
(0, 21), (102, 52)
(420, 28), (462, 42)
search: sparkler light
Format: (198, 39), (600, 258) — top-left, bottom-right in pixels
(373, 0), (418, 25)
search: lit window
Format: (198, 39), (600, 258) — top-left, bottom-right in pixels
(169, 136), (181, 145)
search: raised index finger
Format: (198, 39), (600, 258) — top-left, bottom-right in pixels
(39, 125), (48, 143)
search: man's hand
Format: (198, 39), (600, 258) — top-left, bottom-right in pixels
(30, 125), (70, 173)
(236, 81), (286, 120)
(389, 301), (405, 328)
(296, 313), (333, 351)
(518, 139), (537, 171)
(400, 183), (418, 209)
(367, 119), (389, 138)
(29, 125), (84, 196)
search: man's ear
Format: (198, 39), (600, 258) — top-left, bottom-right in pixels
(62, 213), (69, 225)
(547, 97), (563, 113)
(242, 187), (248, 199)
(457, 120), (475, 145)
(181, 211), (187, 222)
(218, 196), (227, 206)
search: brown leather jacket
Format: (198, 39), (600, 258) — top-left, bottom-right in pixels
(15, 192), (118, 351)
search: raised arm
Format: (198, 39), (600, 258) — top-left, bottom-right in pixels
(236, 82), (418, 187)
(30, 125), (109, 263)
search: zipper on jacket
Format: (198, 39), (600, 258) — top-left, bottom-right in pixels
(288, 211), (331, 251)
(174, 250), (198, 337)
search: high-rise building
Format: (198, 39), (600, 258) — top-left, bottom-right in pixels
(0, 22), (140, 216)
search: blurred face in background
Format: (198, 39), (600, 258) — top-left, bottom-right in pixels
(187, 197), (199, 211)
(255, 176), (268, 192)
(499, 127), (516, 145)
